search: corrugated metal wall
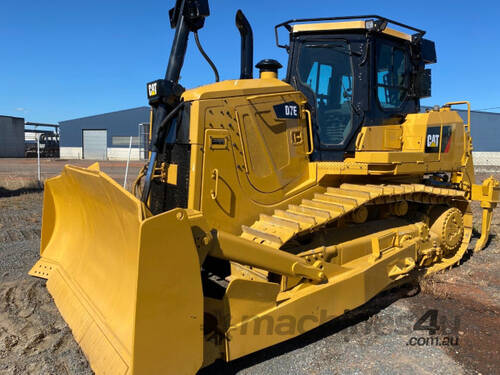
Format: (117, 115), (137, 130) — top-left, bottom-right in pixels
(0, 116), (25, 157)
(459, 110), (500, 152)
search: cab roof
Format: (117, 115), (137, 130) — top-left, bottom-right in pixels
(275, 16), (425, 48)
(291, 20), (412, 42)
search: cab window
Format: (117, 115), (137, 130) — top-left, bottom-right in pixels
(376, 43), (409, 109)
(297, 41), (353, 146)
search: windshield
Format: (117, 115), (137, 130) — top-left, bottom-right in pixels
(297, 41), (354, 146)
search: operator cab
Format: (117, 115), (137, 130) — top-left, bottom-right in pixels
(277, 17), (437, 161)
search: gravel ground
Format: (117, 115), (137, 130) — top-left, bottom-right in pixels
(0, 193), (93, 375)
(0, 163), (499, 375)
(0, 158), (142, 193)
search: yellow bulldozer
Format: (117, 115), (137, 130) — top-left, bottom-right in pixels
(30, 1), (499, 374)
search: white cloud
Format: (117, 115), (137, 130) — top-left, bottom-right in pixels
(16, 107), (25, 112)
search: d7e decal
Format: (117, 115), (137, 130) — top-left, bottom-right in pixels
(274, 102), (300, 119)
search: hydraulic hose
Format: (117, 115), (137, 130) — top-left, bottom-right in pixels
(141, 101), (185, 203)
(194, 31), (220, 82)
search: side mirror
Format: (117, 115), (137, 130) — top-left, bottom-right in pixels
(421, 39), (437, 64)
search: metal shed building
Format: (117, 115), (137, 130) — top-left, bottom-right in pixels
(59, 107), (150, 160)
(0, 115), (25, 158)
(461, 109), (500, 165)
(58, 105), (500, 163)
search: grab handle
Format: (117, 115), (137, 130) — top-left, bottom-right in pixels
(444, 101), (470, 132)
(210, 169), (219, 200)
(303, 109), (314, 155)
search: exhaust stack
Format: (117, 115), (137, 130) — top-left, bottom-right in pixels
(236, 10), (254, 79)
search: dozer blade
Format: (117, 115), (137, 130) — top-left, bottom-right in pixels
(29, 164), (203, 375)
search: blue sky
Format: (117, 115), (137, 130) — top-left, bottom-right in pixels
(1, 0), (499, 123)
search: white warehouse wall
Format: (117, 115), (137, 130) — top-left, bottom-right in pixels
(472, 152), (500, 166)
(60, 147), (142, 161)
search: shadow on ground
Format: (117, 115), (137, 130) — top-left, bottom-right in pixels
(199, 283), (420, 375)
(0, 186), (43, 198)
